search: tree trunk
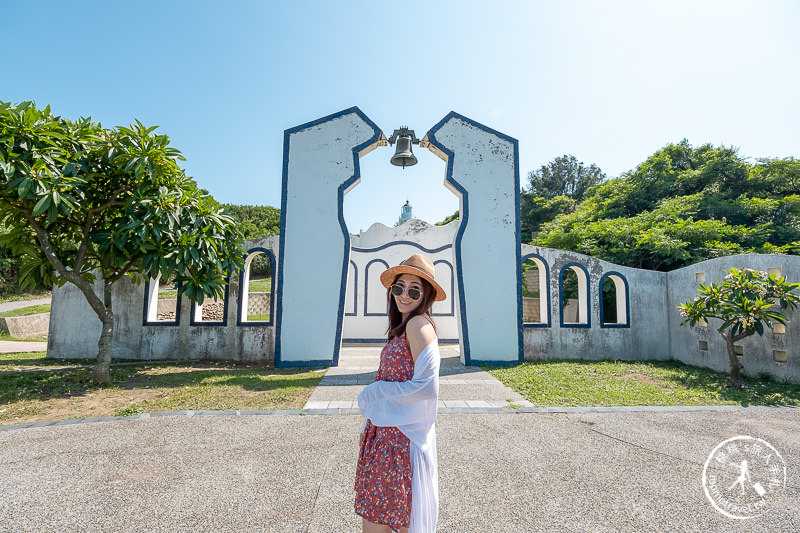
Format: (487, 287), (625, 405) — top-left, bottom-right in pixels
(93, 282), (114, 384)
(723, 332), (744, 389)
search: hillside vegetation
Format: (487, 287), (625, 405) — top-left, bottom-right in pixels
(524, 141), (799, 271)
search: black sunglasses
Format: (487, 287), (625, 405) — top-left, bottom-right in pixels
(391, 284), (422, 301)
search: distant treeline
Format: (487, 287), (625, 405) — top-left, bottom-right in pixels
(221, 204), (280, 239)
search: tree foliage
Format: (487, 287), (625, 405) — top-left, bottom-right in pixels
(525, 154), (606, 201)
(222, 204), (280, 238)
(678, 268), (800, 388)
(531, 141), (800, 270)
(0, 101), (244, 381)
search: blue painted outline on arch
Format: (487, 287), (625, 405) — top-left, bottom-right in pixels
(599, 271), (631, 329)
(237, 247), (276, 327)
(351, 242), (453, 254)
(142, 279), (182, 327)
(364, 259), (390, 317)
(559, 262), (591, 328)
(426, 111), (523, 365)
(521, 253), (551, 328)
(190, 276), (230, 327)
(345, 261), (358, 317)
(274, 107), (382, 368)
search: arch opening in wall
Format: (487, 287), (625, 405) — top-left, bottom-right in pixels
(341, 140), (463, 343)
(599, 272), (630, 328)
(559, 262), (590, 328)
(345, 261), (358, 317)
(343, 139), (460, 233)
(143, 274), (181, 325)
(521, 254), (550, 327)
(431, 260), (455, 317)
(238, 248), (275, 326)
(190, 280), (229, 326)
(364, 259), (390, 316)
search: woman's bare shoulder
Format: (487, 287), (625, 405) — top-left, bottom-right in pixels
(406, 315), (437, 359)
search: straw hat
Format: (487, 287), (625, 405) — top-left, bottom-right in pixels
(380, 254), (447, 302)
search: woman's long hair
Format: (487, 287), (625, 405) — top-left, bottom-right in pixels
(386, 276), (437, 340)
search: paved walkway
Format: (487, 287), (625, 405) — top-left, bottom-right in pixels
(0, 296), (51, 353)
(1, 342), (798, 531)
(0, 340), (48, 353)
(304, 344), (534, 411)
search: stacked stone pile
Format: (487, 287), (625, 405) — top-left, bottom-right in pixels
(201, 302), (225, 321)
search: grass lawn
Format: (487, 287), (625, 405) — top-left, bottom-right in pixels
(487, 359), (800, 407)
(0, 331), (47, 342)
(0, 352), (326, 426)
(0, 304), (51, 318)
(248, 279), (272, 293)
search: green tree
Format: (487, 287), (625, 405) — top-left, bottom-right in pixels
(222, 204), (280, 238)
(678, 268), (800, 388)
(0, 101), (244, 382)
(526, 154), (606, 201)
(436, 210), (460, 226)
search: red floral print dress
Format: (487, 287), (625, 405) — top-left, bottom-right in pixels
(354, 332), (415, 531)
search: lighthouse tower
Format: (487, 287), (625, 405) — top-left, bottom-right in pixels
(397, 200), (413, 226)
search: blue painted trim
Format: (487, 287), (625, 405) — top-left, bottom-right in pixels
(237, 248), (276, 327)
(364, 259), (390, 317)
(427, 111), (523, 365)
(471, 359), (521, 368)
(190, 276), (230, 326)
(521, 253), (551, 328)
(274, 107), (382, 368)
(345, 261), (358, 317)
(431, 260), (455, 317)
(274, 359), (330, 368)
(599, 271), (631, 328)
(559, 262), (591, 328)
(352, 242), (453, 254)
(142, 279), (181, 326)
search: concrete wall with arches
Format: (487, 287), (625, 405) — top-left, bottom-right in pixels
(47, 235), (280, 362)
(519, 245), (800, 383)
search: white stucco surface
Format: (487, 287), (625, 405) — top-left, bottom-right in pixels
(276, 110), (380, 364)
(429, 115), (521, 362)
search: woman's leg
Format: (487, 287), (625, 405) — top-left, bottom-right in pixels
(362, 518), (405, 533)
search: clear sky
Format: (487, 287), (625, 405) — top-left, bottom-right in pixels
(4, 1), (799, 233)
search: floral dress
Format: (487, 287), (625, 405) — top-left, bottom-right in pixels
(354, 332), (415, 531)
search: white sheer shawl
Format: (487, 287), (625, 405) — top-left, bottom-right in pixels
(357, 340), (440, 533)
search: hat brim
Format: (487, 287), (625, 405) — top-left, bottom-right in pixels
(380, 265), (447, 302)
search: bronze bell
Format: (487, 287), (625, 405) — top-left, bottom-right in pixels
(390, 133), (418, 168)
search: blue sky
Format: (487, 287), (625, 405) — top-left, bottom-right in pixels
(5, 1), (799, 233)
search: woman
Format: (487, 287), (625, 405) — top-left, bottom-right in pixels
(355, 253), (446, 533)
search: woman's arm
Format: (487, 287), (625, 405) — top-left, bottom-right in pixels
(406, 315), (437, 363)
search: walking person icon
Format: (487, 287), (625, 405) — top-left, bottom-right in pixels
(728, 460), (751, 495)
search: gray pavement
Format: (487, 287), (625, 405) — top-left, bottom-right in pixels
(0, 296), (51, 353)
(0, 340), (48, 353)
(0, 344), (798, 532)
